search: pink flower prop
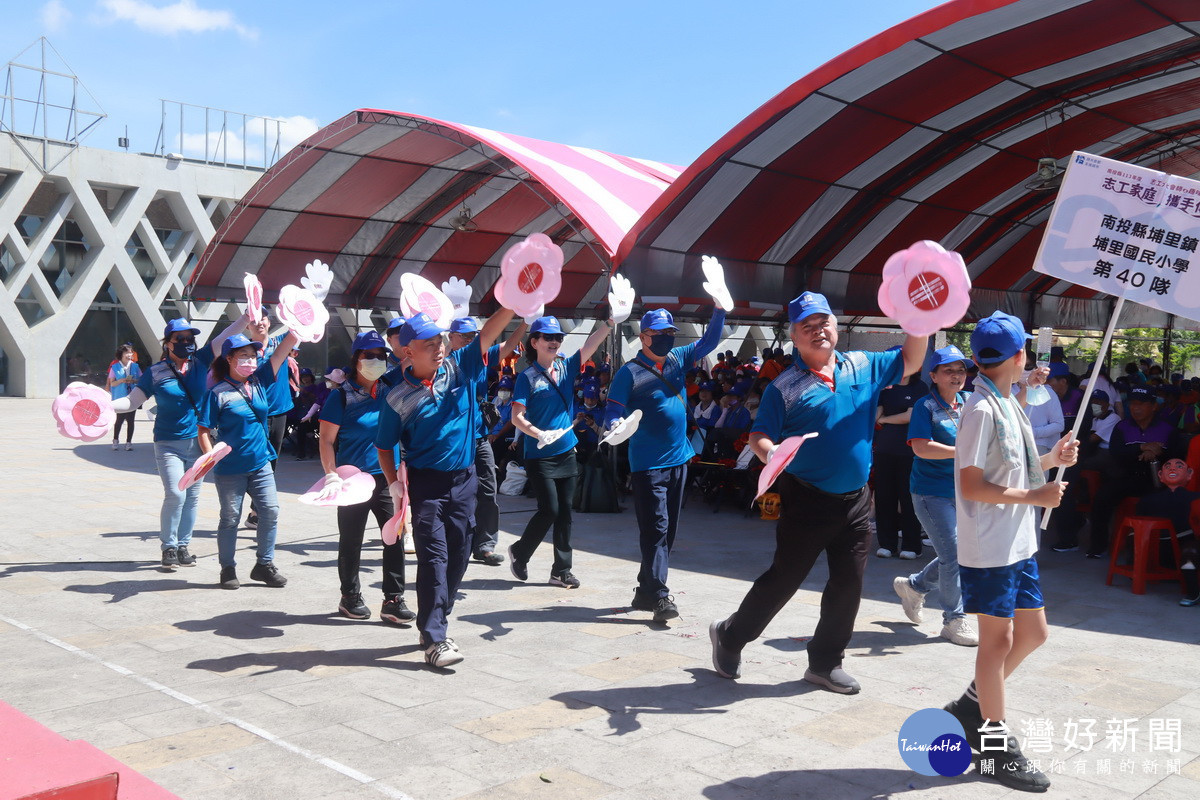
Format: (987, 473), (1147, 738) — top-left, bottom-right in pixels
(243, 273), (263, 321)
(178, 442), (232, 490)
(381, 468), (410, 546)
(52, 382), (116, 442)
(399, 273), (454, 328)
(877, 240), (971, 337)
(494, 233), (563, 319)
(276, 284), (329, 343)
(755, 433), (819, 500)
(299, 465), (377, 507)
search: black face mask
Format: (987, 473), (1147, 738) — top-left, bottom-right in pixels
(171, 341), (197, 359)
(649, 333), (675, 357)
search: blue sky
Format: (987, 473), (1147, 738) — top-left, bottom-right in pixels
(3, 0), (940, 166)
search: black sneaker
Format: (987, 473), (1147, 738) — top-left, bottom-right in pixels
(987, 735), (1051, 792)
(381, 595), (416, 624)
(653, 595), (679, 622)
(1051, 543), (1078, 553)
(1085, 551), (1105, 559)
(473, 550), (505, 566)
(176, 545), (197, 567)
(425, 640), (464, 668)
(709, 619), (741, 679)
(803, 666), (861, 694)
(339, 593), (370, 620)
(508, 545), (527, 581)
(549, 571), (580, 589)
(219, 566), (239, 590)
(630, 591), (656, 612)
(245, 512), (258, 529)
(160, 548), (179, 571)
(944, 696), (985, 752)
(249, 561), (287, 587)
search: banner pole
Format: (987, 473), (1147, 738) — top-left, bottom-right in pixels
(1041, 295), (1126, 531)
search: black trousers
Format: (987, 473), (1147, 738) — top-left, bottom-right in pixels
(113, 411), (136, 443)
(267, 413), (287, 466)
(722, 474), (871, 672)
(471, 437), (500, 555)
(873, 451), (922, 554)
(512, 450), (577, 574)
(337, 473), (405, 597)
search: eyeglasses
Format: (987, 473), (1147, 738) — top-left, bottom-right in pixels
(171, 336), (196, 345)
(539, 334), (564, 342)
(454, 332), (478, 342)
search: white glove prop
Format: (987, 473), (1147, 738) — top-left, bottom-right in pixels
(600, 409), (642, 446)
(301, 404), (319, 422)
(442, 276), (473, 319)
(301, 259), (334, 301)
(536, 428), (570, 450)
(701, 255), (734, 312)
(523, 305), (545, 327)
(608, 273), (636, 325)
(315, 472), (344, 502)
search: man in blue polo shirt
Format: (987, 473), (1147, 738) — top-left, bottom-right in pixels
(605, 293), (729, 622)
(376, 307), (514, 669)
(709, 291), (926, 693)
(447, 315), (526, 567)
(385, 316), (407, 371)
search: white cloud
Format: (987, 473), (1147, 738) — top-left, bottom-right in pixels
(41, 0), (73, 31)
(99, 0), (257, 40)
(177, 115), (319, 164)
(276, 115), (319, 152)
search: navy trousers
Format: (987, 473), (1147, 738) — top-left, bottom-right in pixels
(408, 465), (477, 645)
(630, 464), (687, 599)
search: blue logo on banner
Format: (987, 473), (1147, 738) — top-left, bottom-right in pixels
(897, 708), (972, 777)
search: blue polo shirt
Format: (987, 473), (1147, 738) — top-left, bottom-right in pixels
(751, 349), (903, 494)
(375, 342), (486, 472)
(605, 308), (726, 472)
(514, 351), (582, 459)
(574, 400), (604, 446)
(320, 377), (394, 475)
(907, 390), (969, 499)
(198, 361), (278, 475)
(136, 349), (215, 442)
(260, 335), (294, 416)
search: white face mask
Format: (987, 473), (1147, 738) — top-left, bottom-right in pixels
(1091, 403), (1103, 415)
(497, 391), (512, 403)
(359, 358), (387, 381)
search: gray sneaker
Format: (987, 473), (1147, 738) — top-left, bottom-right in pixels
(708, 619), (741, 679)
(803, 666), (861, 694)
(893, 576), (926, 624)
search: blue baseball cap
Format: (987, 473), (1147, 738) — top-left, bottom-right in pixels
(1091, 389), (1110, 403)
(164, 318), (201, 337)
(970, 311), (1033, 365)
(386, 316), (406, 333)
(640, 309), (676, 332)
(221, 333), (264, 357)
(787, 291), (833, 323)
(931, 345), (970, 369)
(497, 377), (514, 390)
(582, 385), (599, 399)
(698, 381), (716, 392)
(530, 316), (562, 336)
(1048, 362), (1071, 378)
(397, 312), (446, 346)
(450, 317), (479, 334)
(351, 330), (387, 353)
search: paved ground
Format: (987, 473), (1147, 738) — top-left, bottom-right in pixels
(2, 397), (1198, 799)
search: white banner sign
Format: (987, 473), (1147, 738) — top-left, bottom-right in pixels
(1032, 151), (1200, 324)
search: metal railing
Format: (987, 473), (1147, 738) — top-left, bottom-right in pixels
(153, 99), (286, 169)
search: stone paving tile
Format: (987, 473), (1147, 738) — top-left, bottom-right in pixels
(456, 766), (614, 799)
(4, 398), (1200, 800)
(106, 723), (261, 771)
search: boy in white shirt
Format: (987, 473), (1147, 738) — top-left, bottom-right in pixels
(944, 311), (1078, 793)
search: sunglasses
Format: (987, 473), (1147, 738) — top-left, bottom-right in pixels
(171, 336), (196, 345)
(539, 334), (564, 342)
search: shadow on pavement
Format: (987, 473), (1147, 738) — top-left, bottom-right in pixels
(174, 609), (364, 639)
(457, 604), (647, 641)
(699, 766), (989, 798)
(64, 577), (206, 602)
(186, 644), (426, 676)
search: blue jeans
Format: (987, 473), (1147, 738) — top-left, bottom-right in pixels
(908, 493), (964, 623)
(153, 438), (202, 551)
(214, 465), (279, 568)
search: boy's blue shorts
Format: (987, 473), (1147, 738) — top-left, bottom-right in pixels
(960, 557), (1043, 619)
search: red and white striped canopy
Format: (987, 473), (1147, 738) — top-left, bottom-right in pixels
(614, 0), (1200, 328)
(189, 109), (680, 316)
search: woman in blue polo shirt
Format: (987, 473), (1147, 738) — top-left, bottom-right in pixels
(110, 316), (247, 570)
(508, 316), (612, 589)
(198, 330), (298, 590)
(107, 344), (142, 451)
(892, 345), (978, 647)
(317, 330), (414, 624)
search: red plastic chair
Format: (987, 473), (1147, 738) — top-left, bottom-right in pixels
(1076, 469), (1101, 513)
(1106, 515), (1185, 595)
(1187, 436), (1200, 492)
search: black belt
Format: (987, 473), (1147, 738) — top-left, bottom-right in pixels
(787, 474), (866, 501)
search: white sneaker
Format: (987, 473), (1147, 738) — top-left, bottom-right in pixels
(941, 617), (979, 647)
(899, 550), (918, 560)
(425, 640), (464, 668)
(111, 442), (118, 451)
(875, 548), (893, 558)
(124, 443), (133, 451)
(893, 576), (926, 624)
